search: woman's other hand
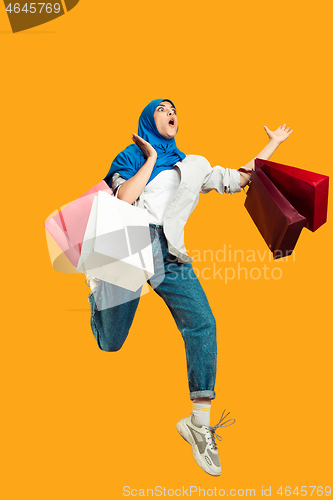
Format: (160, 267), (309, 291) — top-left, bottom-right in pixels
(132, 133), (157, 160)
(116, 134), (157, 204)
(263, 124), (294, 144)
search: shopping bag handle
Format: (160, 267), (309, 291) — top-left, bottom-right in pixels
(239, 171), (251, 197)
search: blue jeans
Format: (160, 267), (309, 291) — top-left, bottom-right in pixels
(88, 224), (217, 400)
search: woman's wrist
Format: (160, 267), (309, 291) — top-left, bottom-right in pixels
(241, 126), (290, 174)
(117, 156), (156, 204)
(239, 171), (251, 188)
(267, 137), (280, 150)
(255, 138), (281, 164)
(148, 153), (157, 162)
(268, 137), (280, 146)
(241, 139), (280, 172)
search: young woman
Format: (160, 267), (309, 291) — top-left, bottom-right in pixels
(87, 98), (293, 476)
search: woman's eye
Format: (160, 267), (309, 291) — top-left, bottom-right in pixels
(157, 106), (176, 114)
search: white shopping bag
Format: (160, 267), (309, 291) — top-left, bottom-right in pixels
(77, 191), (154, 291)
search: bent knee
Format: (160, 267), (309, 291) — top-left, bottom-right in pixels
(92, 330), (126, 352)
(91, 320), (128, 352)
(97, 339), (125, 352)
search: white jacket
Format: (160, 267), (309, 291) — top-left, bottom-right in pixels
(111, 155), (242, 263)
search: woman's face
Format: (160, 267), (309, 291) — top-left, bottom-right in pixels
(154, 101), (178, 140)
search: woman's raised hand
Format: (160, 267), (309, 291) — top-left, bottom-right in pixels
(132, 133), (157, 160)
(263, 124), (294, 144)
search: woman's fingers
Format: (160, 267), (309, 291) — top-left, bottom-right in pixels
(132, 132), (144, 142)
(132, 134), (144, 147)
(276, 124), (293, 133)
(131, 133), (157, 159)
(282, 126), (294, 134)
(132, 133), (150, 149)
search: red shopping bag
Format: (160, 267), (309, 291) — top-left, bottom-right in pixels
(255, 159), (329, 231)
(44, 181), (113, 271)
(245, 168), (307, 259)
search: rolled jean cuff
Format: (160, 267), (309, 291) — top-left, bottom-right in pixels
(190, 390), (216, 400)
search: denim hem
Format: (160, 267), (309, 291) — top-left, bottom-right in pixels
(190, 390), (216, 400)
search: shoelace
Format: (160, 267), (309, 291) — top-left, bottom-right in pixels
(206, 409), (236, 450)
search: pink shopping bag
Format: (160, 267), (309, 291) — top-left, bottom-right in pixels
(44, 181), (113, 271)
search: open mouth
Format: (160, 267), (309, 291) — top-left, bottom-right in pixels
(169, 119), (175, 126)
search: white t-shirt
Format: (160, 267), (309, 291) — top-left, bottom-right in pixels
(143, 167), (181, 225)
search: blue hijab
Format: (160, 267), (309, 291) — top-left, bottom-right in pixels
(104, 99), (186, 187)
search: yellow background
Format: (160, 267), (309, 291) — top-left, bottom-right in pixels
(1, 1), (332, 498)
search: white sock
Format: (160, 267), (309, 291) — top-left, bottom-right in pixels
(191, 402), (211, 427)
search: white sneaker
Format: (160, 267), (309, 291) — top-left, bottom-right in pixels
(176, 409), (235, 476)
